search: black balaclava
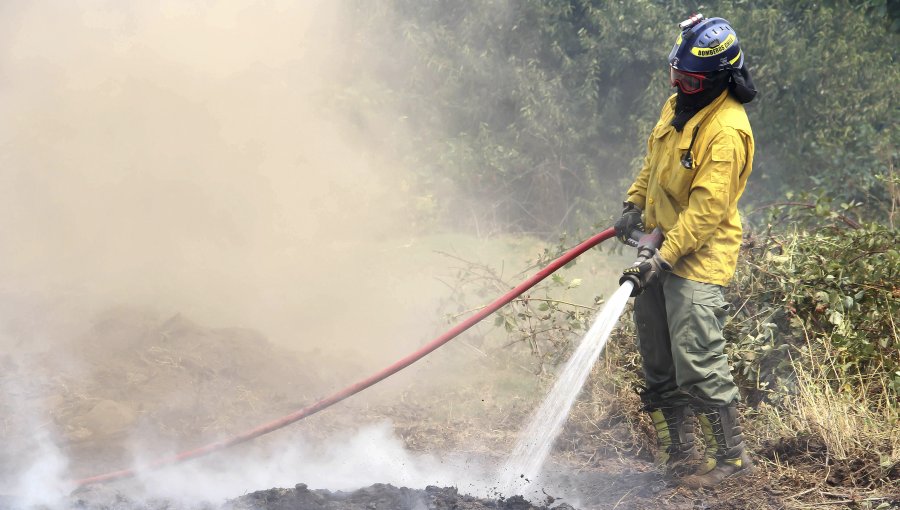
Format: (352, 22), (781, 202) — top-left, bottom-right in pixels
(728, 65), (757, 104)
(671, 69), (730, 131)
(670, 65), (758, 131)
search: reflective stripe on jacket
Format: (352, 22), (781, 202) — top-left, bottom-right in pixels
(625, 90), (754, 286)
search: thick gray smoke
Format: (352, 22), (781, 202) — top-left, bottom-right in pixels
(0, 1), (624, 507)
(0, 0), (462, 503)
(0, 1), (446, 357)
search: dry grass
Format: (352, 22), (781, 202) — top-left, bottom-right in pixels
(790, 363), (899, 463)
(756, 345), (900, 469)
(750, 336), (900, 508)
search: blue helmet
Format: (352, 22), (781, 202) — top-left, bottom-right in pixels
(668, 14), (744, 73)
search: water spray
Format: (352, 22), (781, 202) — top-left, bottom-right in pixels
(498, 228), (663, 495)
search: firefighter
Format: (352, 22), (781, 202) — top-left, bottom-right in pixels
(614, 14), (757, 488)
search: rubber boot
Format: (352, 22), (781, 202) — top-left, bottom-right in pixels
(681, 403), (753, 488)
(648, 405), (699, 479)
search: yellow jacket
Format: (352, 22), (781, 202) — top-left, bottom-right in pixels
(626, 90), (754, 286)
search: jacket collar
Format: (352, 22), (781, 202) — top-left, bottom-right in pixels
(663, 90), (730, 149)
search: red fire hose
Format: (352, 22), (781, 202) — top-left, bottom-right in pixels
(73, 227), (617, 488)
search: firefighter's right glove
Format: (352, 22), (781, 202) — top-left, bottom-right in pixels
(614, 201), (644, 244)
(619, 247), (672, 297)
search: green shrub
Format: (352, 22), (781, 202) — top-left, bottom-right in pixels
(727, 206), (899, 401)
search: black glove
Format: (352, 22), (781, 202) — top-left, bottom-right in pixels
(619, 247), (672, 296)
(614, 202), (644, 244)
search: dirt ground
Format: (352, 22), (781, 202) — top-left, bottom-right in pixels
(2, 310), (898, 510)
(38, 465), (853, 510)
(16, 468), (786, 510)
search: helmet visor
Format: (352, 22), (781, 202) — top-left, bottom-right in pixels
(670, 67), (706, 94)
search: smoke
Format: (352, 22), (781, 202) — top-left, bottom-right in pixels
(0, 0), (472, 504)
(0, 0), (433, 358)
(120, 420), (586, 508)
(130, 422), (494, 503)
(5, 422), (496, 508)
(0, 2), (624, 507)
(10, 430), (71, 508)
(0, 367), (73, 506)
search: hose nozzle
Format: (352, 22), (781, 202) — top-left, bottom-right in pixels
(619, 227), (665, 292)
(628, 227), (664, 252)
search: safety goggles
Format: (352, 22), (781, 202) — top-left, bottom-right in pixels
(670, 67), (707, 94)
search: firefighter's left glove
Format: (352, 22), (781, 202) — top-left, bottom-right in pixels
(614, 202), (644, 244)
(619, 247), (672, 297)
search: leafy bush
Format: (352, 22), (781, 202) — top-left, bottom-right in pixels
(727, 205), (899, 400)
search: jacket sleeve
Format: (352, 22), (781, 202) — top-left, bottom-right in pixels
(624, 133), (652, 209)
(659, 128), (747, 264)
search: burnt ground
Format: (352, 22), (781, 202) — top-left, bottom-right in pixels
(60, 470), (898, 510)
(33, 472), (781, 510)
(36, 467), (810, 510)
(65, 484), (574, 510)
(2, 310), (898, 510)
(47, 451), (896, 510)
(227, 484), (572, 510)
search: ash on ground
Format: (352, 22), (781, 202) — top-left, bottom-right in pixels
(59, 483), (574, 510)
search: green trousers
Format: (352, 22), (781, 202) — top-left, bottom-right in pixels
(633, 272), (739, 407)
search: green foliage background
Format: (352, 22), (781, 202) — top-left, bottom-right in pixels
(337, 1), (900, 405)
(345, 0), (898, 234)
